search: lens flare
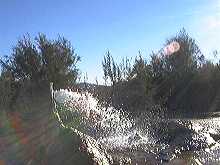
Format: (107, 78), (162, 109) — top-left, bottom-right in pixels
(0, 160), (5, 165)
(163, 41), (180, 56)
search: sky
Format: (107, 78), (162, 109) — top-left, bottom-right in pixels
(0, 0), (220, 83)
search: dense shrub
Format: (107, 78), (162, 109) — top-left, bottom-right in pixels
(0, 70), (18, 110)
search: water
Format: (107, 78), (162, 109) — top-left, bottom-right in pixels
(54, 89), (220, 164)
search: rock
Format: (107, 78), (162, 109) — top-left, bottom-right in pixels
(210, 133), (220, 141)
(158, 149), (175, 162)
(153, 120), (212, 155)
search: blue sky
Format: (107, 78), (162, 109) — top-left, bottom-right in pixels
(0, 0), (220, 83)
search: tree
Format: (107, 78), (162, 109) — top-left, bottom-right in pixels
(1, 34), (80, 89)
(102, 51), (120, 85)
(99, 28), (220, 114)
(102, 51), (133, 85)
(101, 51), (152, 112)
(150, 29), (204, 110)
(130, 53), (152, 92)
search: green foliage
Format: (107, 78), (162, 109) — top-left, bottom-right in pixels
(101, 51), (153, 112)
(1, 34), (80, 89)
(102, 51), (132, 85)
(150, 29), (203, 107)
(56, 103), (86, 132)
(173, 60), (220, 114)
(130, 54), (152, 92)
(100, 28), (220, 115)
(150, 30), (220, 114)
(0, 69), (18, 110)
(58, 127), (94, 165)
